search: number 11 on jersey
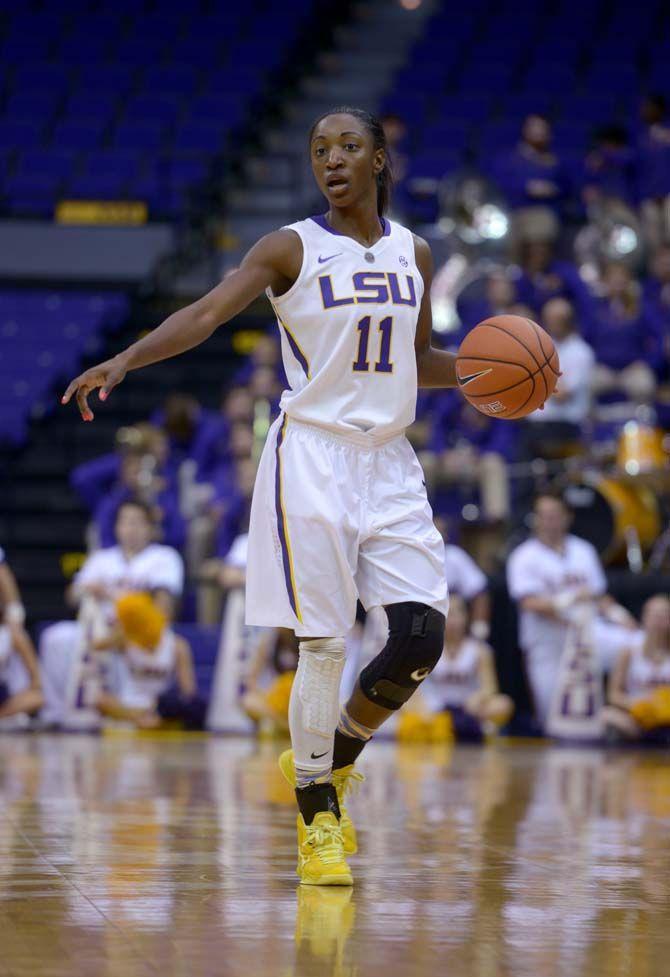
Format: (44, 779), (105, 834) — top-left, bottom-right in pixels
(352, 315), (394, 374)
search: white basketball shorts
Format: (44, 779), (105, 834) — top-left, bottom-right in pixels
(246, 415), (448, 637)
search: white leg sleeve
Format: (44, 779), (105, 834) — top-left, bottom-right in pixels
(289, 637), (345, 783)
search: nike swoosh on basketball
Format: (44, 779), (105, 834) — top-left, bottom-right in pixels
(310, 750), (329, 759)
(318, 252), (342, 263)
(457, 367), (493, 386)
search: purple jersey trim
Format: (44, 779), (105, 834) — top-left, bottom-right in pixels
(309, 214), (391, 238)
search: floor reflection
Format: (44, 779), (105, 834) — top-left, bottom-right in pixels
(0, 735), (669, 976)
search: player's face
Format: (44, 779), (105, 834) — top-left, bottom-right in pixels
(310, 113), (384, 209)
(115, 506), (153, 552)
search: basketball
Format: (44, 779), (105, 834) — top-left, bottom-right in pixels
(456, 314), (561, 420)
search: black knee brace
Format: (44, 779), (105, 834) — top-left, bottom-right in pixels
(359, 602), (445, 711)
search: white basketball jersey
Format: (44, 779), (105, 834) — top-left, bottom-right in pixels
(117, 630), (177, 709)
(626, 633), (670, 699)
(423, 638), (482, 708)
(267, 215), (423, 443)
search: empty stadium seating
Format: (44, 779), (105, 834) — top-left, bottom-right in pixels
(0, 0), (314, 220)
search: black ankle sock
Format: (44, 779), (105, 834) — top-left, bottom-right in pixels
(332, 728), (370, 771)
(295, 781), (341, 825)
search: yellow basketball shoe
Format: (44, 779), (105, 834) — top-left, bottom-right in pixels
(278, 749), (362, 854)
(296, 812), (353, 886)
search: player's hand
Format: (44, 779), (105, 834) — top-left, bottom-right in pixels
(61, 354), (129, 421)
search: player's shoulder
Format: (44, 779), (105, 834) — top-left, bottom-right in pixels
(408, 230), (433, 280)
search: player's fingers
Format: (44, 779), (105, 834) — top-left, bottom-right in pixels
(61, 376), (82, 405)
(76, 385), (94, 422)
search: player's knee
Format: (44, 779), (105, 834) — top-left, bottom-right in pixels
(359, 602), (445, 711)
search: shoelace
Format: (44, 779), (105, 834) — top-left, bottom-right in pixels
(332, 769), (364, 799)
(304, 822), (345, 865)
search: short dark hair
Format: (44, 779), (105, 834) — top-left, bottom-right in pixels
(534, 490), (570, 513)
(308, 106), (393, 217)
(116, 499), (155, 524)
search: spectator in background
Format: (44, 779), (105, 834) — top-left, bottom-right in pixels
(419, 594), (514, 742)
(93, 592), (205, 731)
(93, 425), (185, 551)
(40, 500), (184, 728)
(381, 112), (410, 221)
(602, 594), (670, 743)
(456, 270), (518, 340)
(191, 385), (254, 482)
(507, 492), (637, 731)
(0, 607), (43, 728)
(582, 124), (637, 213)
(520, 297), (595, 461)
(585, 261), (662, 405)
(197, 458), (256, 625)
(427, 392), (515, 523)
(515, 240), (590, 317)
(435, 516), (491, 641)
(0, 547), (26, 626)
(155, 393), (223, 483)
(493, 113), (569, 244)
(644, 244), (670, 375)
(637, 95), (670, 249)
(233, 332), (284, 387)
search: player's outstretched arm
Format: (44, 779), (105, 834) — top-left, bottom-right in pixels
(413, 235), (458, 389)
(62, 229), (301, 420)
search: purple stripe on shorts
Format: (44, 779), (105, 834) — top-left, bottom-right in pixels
(274, 415), (299, 618)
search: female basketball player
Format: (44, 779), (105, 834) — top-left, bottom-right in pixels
(63, 107), (459, 885)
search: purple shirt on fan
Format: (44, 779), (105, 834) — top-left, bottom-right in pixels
(514, 260), (591, 317)
(637, 124), (670, 199)
(491, 144), (569, 212)
(582, 297), (664, 373)
(71, 452), (120, 510)
(582, 146), (637, 204)
(95, 486), (186, 551)
(428, 391), (517, 459)
(150, 407), (225, 482)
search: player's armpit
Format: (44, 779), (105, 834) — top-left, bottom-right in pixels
(412, 234), (458, 388)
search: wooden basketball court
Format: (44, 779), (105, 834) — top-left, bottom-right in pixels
(1, 734), (669, 976)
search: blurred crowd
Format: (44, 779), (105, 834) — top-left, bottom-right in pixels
(0, 96), (668, 743)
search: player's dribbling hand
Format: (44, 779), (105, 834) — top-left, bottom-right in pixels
(61, 354), (128, 421)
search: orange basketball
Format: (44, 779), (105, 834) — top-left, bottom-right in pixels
(456, 314), (561, 420)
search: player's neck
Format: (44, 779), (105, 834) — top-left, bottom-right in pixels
(324, 199), (384, 247)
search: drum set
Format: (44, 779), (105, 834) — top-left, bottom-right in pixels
(557, 421), (670, 571)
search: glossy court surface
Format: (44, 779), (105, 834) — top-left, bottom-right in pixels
(1, 734), (670, 977)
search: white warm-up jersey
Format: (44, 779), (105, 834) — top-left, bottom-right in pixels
(625, 632), (670, 699)
(116, 630), (177, 709)
(444, 544), (487, 600)
(74, 544), (184, 608)
(423, 637), (484, 709)
(268, 215), (423, 442)
(507, 534), (607, 653)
